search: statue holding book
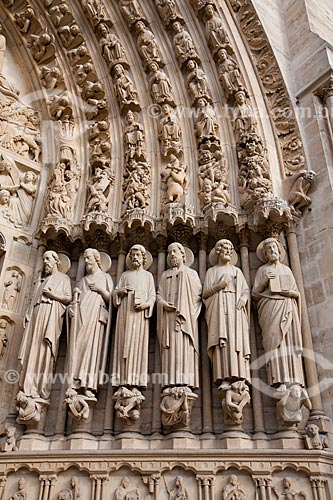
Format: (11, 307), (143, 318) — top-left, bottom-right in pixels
(252, 238), (304, 388)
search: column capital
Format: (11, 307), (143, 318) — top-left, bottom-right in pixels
(315, 73), (333, 102)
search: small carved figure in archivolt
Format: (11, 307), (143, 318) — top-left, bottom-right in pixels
(86, 165), (114, 213)
(156, 0), (181, 26)
(187, 60), (211, 104)
(173, 21), (199, 67)
(135, 21), (163, 68)
(40, 65), (62, 90)
(217, 48), (243, 98)
(28, 31), (56, 64)
(204, 4), (232, 56)
(124, 111), (146, 161)
(194, 98), (219, 140)
(233, 90), (257, 140)
(159, 104), (182, 157)
(113, 65), (140, 112)
(161, 155), (189, 203)
(120, 0), (145, 26)
(149, 62), (175, 106)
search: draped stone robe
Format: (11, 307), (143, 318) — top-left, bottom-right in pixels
(72, 270), (113, 391)
(204, 264), (251, 384)
(253, 262), (304, 387)
(18, 271), (72, 399)
(112, 268), (155, 388)
(157, 265), (202, 389)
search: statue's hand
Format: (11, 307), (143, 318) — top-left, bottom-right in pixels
(42, 287), (55, 299)
(236, 295), (247, 309)
(266, 271), (277, 280)
(118, 287), (132, 297)
(134, 302), (149, 311)
(280, 290), (299, 298)
(88, 282), (104, 294)
(162, 300), (176, 312)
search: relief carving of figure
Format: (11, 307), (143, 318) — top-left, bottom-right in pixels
(114, 477), (141, 500)
(18, 251), (71, 400)
(49, 3), (70, 29)
(156, 0), (181, 26)
(113, 65), (140, 112)
(2, 170), (38, 226)
(149, 62), (175, 106)
(158, 103), (182, 157)
(273, 478), (307, 500)
(187, 60), (210, 104)
(1, 425), (18, 452)
(113, 386), (145, 424)
(0, 318), (8, 357)
(2, 269), (23, 311)
(173, 22), (199, 67)
(40, 65), (62, 89)
(70, 248), (113, 394)
(135, 21), (163, 68)
(220, 380), (251, 426)
(203, 240), (250, 388)
(123, 161), (151, 211)
(233, 90), (257, 139)
(86, 165), (114, 213)
(304, 423), (329, 450)
(252, 238), (304, 388)
(112, 245), (155, 389)
(275, 384), (311, 429)
(8, 478), (28, 500)
(28, 32), (56, 64)
(204, 4), (231, 56)
(14, 7), (36, 34)
(47, 162), (79, 219)
(124, 111), (146, 161)
(157, 243), (202, 389)
(64, 388), (96, 421)
(58, 24), (83, 50)
(161, 155), (189, 203)
(165, 476), (188, 500)
(194, 98), (219, 140)
(100, 27), (127, 68)
(222, 475), (245, 500)
(217, 48), (243, 98)
(120, 0), (145, 26)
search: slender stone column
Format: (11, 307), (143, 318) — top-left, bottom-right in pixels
(310, 477), (328, 500)
(0, 476), (6, 500)
(239, 228), (265, 433)
(152, 238), (166, 433)
(198, 235), (213, 433)
(38, 475), (56, 500)
(104, 247), (126, 433)
(90, 475), (108, 500)
(316, 74), (333, 134)
(142, 475), (160, 499)
(286, 224), (324, 416)
(196, 476), (214, 500)
(253, 476), (272, 500)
